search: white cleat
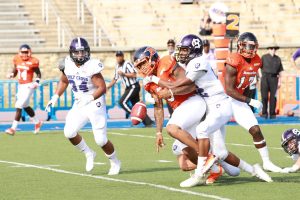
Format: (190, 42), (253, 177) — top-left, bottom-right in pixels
(263, 161), (282, 173)
(180, 174), (206, 188)
(85, 151), (96, 172)
(108, 159), (121, 175)
(253, 164), (273, 182)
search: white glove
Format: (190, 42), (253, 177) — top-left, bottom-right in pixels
(76, 95), (94, 108)
(6, 73), (14, 79)
(28, 82), (39, 89)
(248, 99), (263, 112)
(143, 75), (160, 85)
(45, 94), (59, 112)
(282, 164), (300, 173)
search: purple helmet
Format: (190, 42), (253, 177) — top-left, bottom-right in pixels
(69, 37), (90, 65)
(176, 34), (203, 64)
(281, 128), (300, 155)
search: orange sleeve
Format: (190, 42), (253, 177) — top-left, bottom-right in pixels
(12, 55), (19, 65)
(225, 53), (241, 69)
(31, 57), (39, 68)
(144, 82), (159, 94)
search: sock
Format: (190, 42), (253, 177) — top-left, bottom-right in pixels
(258, 146), (270, 163)
(195, 156), (206, 175)
(75, 139), (92, 155)
(238, 159), (254, 175)
(220, 161), (240, 176)
(210, 163), (221, 173)
(31, 117), (39, 124)
(105, 151), (119, 165)
(11, 120), (18, 130)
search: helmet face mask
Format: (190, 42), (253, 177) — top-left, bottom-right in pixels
(237, 32), (258, 59)
(69, 37), (90, 65)
(281, 129), (300, 155)
(133, 47), (159, 77)
(175, 34), (203, 64)
(19, 44), (31, 61)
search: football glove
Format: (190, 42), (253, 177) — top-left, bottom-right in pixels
(76, 95), (94, 108)
(248, 99), (263, 112)
(45, 94), (59, 112)
(143, 75), (160, 85)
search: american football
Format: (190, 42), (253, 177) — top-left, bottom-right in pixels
(130, 102), (147, 125)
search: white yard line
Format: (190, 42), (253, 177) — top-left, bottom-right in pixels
(108, 132), (282, 150)
(0, 160), (230, 200)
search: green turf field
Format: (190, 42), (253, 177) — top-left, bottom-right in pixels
(0, 125), (299, 200)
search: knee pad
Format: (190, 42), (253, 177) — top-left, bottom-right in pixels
(64, 125), (77, 139)
(93, 129), (108, 147)
(214, 149), (229, 161)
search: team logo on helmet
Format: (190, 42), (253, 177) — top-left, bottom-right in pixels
(176, 34), (203, 64)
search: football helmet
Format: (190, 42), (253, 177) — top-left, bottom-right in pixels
(237, 32), (258, 58)
(133, 46), (159, 77)
(176, 34), (203, 64)
(69, 37), (90, 65)
(19, 44), (32, 61)
(281, 128), (300, 155)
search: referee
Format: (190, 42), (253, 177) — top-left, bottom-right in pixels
(107, 51), (153, 126)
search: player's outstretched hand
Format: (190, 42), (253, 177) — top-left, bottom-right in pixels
(249, 99), (263, 112)
(282, 165), (300, 173)
(76, 95), (94, 108)
(45, 94), (59, 112)
(156, 132), (165, 153)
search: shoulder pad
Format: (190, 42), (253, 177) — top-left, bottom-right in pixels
(58, 58), (66, 72)
(225, 53), (243, 68)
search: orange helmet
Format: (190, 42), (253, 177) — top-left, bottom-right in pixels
(237, 32), (258, 58)
(19, 44), (32, 61)
(133, 46), (160, 77)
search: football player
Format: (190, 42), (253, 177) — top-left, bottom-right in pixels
(146, 34), (272, 187)
(45, 37), (121, 175)
(5, 44), (43, 135)
(133, 46), (206, 164)
(281, 128), (300, 173)
(224, 32), (282, 172)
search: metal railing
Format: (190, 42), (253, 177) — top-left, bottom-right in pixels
(41, 0), (73, 47)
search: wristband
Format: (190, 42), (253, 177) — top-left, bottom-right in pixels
(245, 97), (251, 104)
(167, 89), (174, 102)
(151, 76), (160, 84)
(35, 78), (40, 84)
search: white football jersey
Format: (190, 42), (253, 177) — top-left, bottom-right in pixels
(61, 56), (104, 100)
(185, 56), (227, 103)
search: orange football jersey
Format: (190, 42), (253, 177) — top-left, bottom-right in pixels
(145, 55), (195, 110)
(13, 55), (39, 84)
(225, 52), (261, 94)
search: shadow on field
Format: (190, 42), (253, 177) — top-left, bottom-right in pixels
(272, 175), (300, 183)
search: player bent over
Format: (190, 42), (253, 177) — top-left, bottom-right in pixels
(281, 128), (300, 173)
(5, 44), (43, 135)
(133, 46), (206, 162)
(45, 37), (120, 175)
(224, 32), (282, 172)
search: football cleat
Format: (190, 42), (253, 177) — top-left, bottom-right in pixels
(85, 150), (96, 172)
(202, 154), (218, 174)
(180, 173), (207, 188)
(206, 165), (223, 184)
(34, 121), (43, 134)
(108, 159), (121, 175)
(252, 164), (273, 182)
(263, 161), (282, 173)
(5, 128), (16, 136)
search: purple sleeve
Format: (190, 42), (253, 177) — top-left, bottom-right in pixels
(292, 48), (300, 61)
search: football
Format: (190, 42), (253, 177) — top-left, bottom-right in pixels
(130, 102), (147, 125)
